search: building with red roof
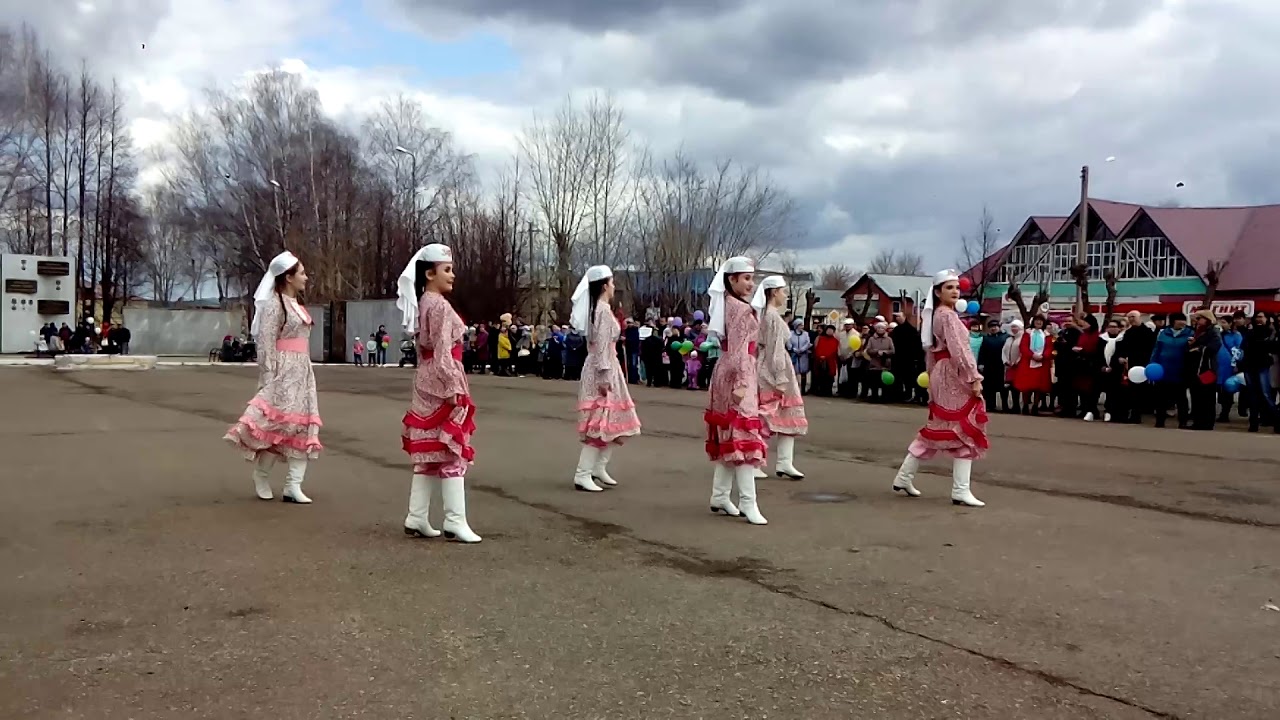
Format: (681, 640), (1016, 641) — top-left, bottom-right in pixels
(969, 198), (1280, 319)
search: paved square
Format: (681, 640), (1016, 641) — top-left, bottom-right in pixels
(1, 366), (1277, 718)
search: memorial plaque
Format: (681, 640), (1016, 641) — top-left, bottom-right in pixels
(4, 279), (37, 294)
(37, 299), (70, 315)
(36, 260), (70, 276)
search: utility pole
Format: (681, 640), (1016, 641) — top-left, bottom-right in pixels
(394, 146), (418, 245)
(1076, 164), (1089, 309)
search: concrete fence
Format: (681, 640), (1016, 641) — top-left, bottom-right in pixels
(123, 307), (246, 356)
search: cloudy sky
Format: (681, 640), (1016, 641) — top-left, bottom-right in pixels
(5, 0), (1278, 270)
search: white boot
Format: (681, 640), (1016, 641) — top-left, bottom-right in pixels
(950, 459), (985, 507)
(574, 446), (603, 492)
(735, 465), (768, 525)
(252, 453), (276, 500)
(441, 476), (482, 542)
(592, 446), (618, 486)
(774, 435), (805, 479)
(753, 467), (768, 479)
(282, 457), (312, 504)
(709, 463), (741, 517)
(892, 453), (922, 497)
(404, 473), (441, 538)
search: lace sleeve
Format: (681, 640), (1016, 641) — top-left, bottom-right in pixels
(254, 298), (282, 386)
(940, 309), (981, 383)
(590, 305), (616, 390)
(423, 295), (469, 401)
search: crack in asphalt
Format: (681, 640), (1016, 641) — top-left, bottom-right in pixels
(59, 373), (1181, 719)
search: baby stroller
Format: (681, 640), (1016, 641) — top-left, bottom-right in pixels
(398, 338), (417, 368)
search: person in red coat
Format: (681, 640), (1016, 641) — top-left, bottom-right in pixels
(1015, 314), (1053, 415)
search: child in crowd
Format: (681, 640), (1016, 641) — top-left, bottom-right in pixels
(686, 350), (702, 390)
(353, 337), (364, 366)
(366, 337), (378, 367)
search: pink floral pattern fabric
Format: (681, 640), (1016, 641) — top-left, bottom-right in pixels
(908, 305), (989, 461)
(578, 303), (642, 447)
(757, 305), (808, 436)
(225, 296), (323, 460)
(705, 296), (767, 466)
(402, 291), (475, 478)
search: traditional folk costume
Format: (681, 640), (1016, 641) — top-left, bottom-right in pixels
(705, 257), (769, 525)
(399, 244), (481, 543)
(571, 266), (643, 492)
(224, 251), (323, 503)
(892, 269), (989, 507)
(752, 275), (808, 480)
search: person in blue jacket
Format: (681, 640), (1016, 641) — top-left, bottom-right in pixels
(1150, 311), (1192, 428)
(1215, 311), (1245, 422)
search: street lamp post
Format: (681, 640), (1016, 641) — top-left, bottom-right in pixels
(395, 146), (418, 245)
(269, 179), (285, 244)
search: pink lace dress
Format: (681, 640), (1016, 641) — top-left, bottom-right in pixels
(757, 305), (808, 436)
(908, 305), (989, 460)
(705, 297), (767, 466)
(402, 292), (476, 478)
(224, 296), (323, 459)
(578, 303), (642, 447)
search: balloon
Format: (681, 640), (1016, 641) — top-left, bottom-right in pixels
(958, 276), (973, 293)
(700, 341), (712, 352)
(682, 340), (694, 352)
(917, 372), (929, 389)
(381, 340), (389, 348)
(966, 300), (981, 315)
(848, 335), (863, 351)
(670, 340), (681, 350)
(1127, 366), (1147, 384)
(671, 317), (683, 328)
(881, 370), (895, 386)
(1145, 363), (1165, 382)
(693, 310), (705, 321)
(1225, 373), (1245, 394)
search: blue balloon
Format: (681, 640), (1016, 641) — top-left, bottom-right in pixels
(966, 300), (981, 315)
(693, 310), (705, 321)
(1225, 377), (1243, 394)
(1145, 363), (1165, 382)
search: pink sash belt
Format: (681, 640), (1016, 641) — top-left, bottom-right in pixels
(276, 337), (309, 354)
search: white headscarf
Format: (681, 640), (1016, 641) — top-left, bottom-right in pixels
(570, 265), (613, 331)
(920, 268), (960, 351)
(707, 256), (754, 338)
(396, 243), (452, 334)
(750, 275), (786, 317)
(251, 251), (299, 335)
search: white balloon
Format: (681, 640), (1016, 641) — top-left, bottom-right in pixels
(1127, 365), (1147, 384)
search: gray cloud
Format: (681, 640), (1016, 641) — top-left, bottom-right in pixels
(394, 0), (735, 31)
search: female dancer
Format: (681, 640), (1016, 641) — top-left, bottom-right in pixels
(891, 269), (988, 507)
(398, 244), (481, 543)
(570, 265), (642, 491)
(705, 256), (769, 525)
(751, 275), (807, 480)
(225, 251), (322, 503)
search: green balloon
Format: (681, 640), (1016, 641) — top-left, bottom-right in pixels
(682, 340), (694, 351)
(881, 371), (895, 386)
(699, 341), (713, 352)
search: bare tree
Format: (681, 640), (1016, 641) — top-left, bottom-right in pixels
(868, 248), (924, 275)
(0, 26), (38, 216)
(957, 205), (1000, 301)
(818, 263), (855, 290)
(140, 187), (191, 303)
(518, 95), (594, 320)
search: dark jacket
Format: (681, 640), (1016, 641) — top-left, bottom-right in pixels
(1186, 326), (1222, 382)
(1239, 325), (1275, 373)
(1119, 324), (1156, 366)
(977, 332), (1007, 372)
